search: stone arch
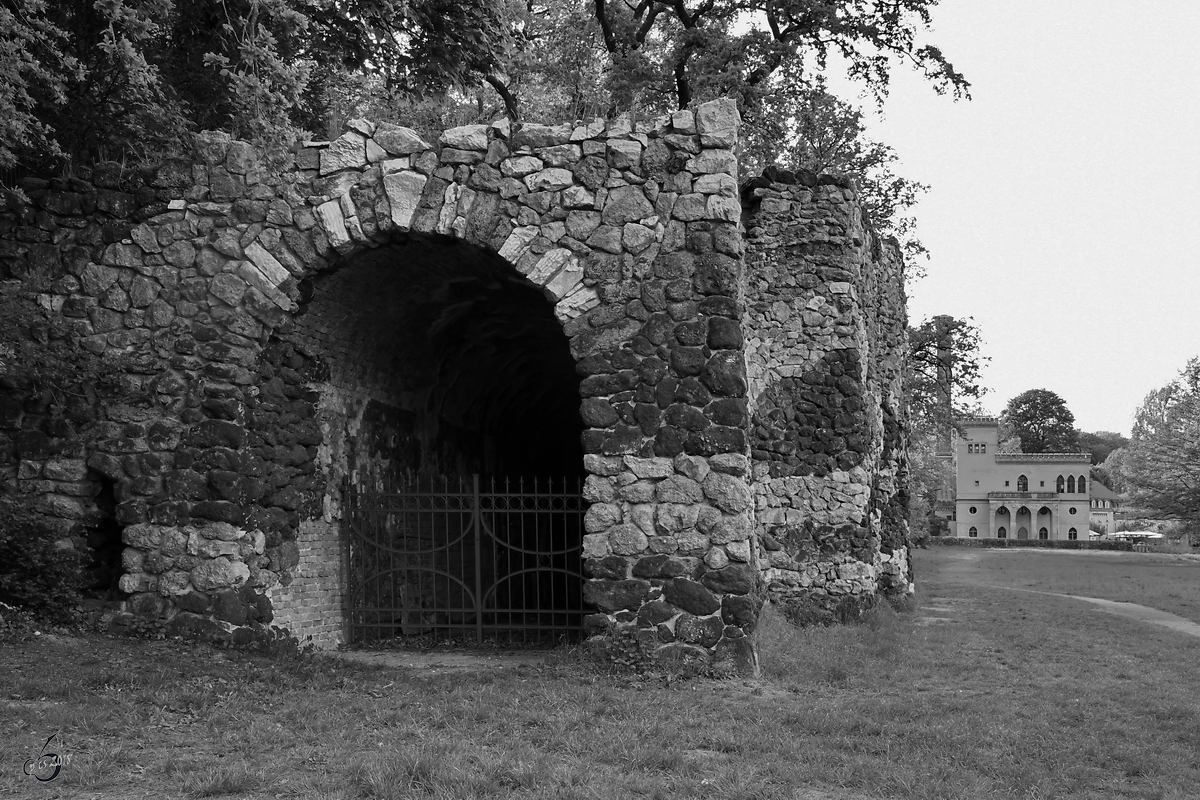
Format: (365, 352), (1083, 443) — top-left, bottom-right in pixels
(0, 95), (911, 673)
(14, 99), (762, 668)
(287, 230), (587, 492)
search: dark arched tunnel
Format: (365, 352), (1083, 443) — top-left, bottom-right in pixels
(294, 232), (584, 481)
(289, 232), (586, 643)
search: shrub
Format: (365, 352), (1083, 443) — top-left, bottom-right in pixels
(929, 537), (1133, 552)
(0, 494), (83, 621)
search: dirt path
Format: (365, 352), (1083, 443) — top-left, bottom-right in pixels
(334, 648), (547, 672)
(1052, 594), (1200, 638)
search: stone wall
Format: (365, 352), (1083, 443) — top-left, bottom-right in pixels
(742, 171), (912, 623)
(0, 97), (911, 668)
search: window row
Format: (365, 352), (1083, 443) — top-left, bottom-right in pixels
(967, 443), (987, 454)
(1008, 475), (1087, 493)
(984, 526), (1079, 539)
(968, 506), (1079, 515)
(1055, 475), (1086, 494)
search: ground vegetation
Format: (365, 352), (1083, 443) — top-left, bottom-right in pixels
(1, 549), (1198, 798)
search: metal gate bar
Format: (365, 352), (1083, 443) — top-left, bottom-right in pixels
(344, 474), (585, 645)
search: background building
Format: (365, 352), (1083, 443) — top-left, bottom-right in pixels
(1089, 481), (1123, 533)
(955, 418), (1092, 540)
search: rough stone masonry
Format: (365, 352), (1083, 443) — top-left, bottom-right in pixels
(0, 98), (912, 673)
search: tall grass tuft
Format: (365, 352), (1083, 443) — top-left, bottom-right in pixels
(182, 763), (265, 797)
(755, 601), (907, 688)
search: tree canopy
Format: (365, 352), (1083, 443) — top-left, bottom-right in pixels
(1001, 389), (1080, 454)
(0, 0), (514, 174)
(906, 315), (987, 434)
(2, 0), (966, 259)
(1114, 359), (1200, 526)
(1076, 430), (1129, 467)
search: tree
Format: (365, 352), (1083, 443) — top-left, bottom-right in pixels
(906, 315), (988, 436)
(743, 78), (930, 262)
(0, 0), (515, 180)
(904, 315), (988, 539)
(1076, 430), (1129, 467)
(464, 1), (967, 260)
(0, 0), (81, 175)
(1001, 389), (1080, 454)
(587, 0), (969, 116)
(1114, 359), (1200, 528)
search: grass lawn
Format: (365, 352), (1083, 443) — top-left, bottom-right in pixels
(2, 547), (1198, 800)
(925, 546), (1200, 624)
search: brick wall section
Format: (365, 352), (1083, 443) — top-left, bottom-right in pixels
(266, 518), (346, 647)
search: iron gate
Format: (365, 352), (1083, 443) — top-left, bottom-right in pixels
(344, 475), (587, 644)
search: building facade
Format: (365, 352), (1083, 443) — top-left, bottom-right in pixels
(954, 418), (1092, 540)
(1089, 481), (1122, 533)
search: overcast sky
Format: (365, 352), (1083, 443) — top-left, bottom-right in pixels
(828, 1), (1199, 436)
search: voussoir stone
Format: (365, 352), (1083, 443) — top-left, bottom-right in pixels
(383, 171), (427, 229)
(320, 132), (367, 175)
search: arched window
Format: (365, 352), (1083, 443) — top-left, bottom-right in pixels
(1068, 527), (1078, 540)
(1067, 476), (1075, 493)
(1038, 527), (1048, 539)
(969, 526), (978, 538)
(1078, 475), (1086, 493)
(1017, 475), (1028, 492)
(997, 526), (1007, 539)
(1056, 475), (1065, 493)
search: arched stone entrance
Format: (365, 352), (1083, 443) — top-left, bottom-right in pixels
(0, 97), (913, 673)
(280, 231), (588, 642)
(290, 233), (584, 487)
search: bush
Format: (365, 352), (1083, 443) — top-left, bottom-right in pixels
(0, 494), (83, 621)
(929, 537), (1133, 552)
